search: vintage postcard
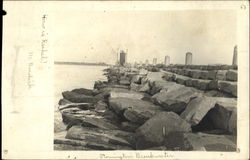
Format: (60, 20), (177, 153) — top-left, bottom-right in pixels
(2, 1), (249, 159)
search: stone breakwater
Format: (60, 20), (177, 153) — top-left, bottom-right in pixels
(54, 64), (237, 151)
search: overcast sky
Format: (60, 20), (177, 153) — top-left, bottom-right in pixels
(53, 10), (237, 65)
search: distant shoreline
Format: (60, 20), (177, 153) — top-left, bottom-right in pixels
(54, 61), (110, 66)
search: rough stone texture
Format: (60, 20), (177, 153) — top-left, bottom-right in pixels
(146, 72), (165, 82)
(121, 122), (140, 132)
(197, 79), (210, 90)
(207, 71), (217, 80)
(119, 79), (131, 85)
(175, 75), (190, 85)
(164, 132), (236, 151)
(216, 70), (227, 80)
(200, 70), (209, 79)
(181, 96), (237, 129)
(135, 112), (191, 149)
(180, 96), (217, 126)
(71, 88), (94, 96)
(204, 90), (232, 98)
(62, 91), (100, 103)
(58, 103), (94, 111)
(58, 98), (72, 105)
(94, 100), (108, 112)
(109, 90), (146, 100)
(218, 81), (237, 97)
(130, 75), (142, 84)
(94, 87), (130, 99)
(152, 86), (202, 114)
(130, 83), (141, 91)
(109, 97), (162, 124)
(138, 82), (150, 92)
(65, 126), (133, 150)
(190, 70), (201, 79)
(226, 70), (237, 81)
(206, 98), (237, 134)
(150, 80), (176, 95)
(208, 80), (219, 90)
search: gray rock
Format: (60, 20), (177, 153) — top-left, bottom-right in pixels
(121, 122), (140, 132)
(208, 80), (219, 90)
(152, 86), (201, 114)
(130, 83), (141, 91)
(164, 132), (236, 151)
(216, 70), (227, 80)
(58, 98), (72, 105)
(135, 112), (191, 149)
(130, 75), (142, 84)
(190, 70), (201, 79)
(150, 80), (176, 95)
(109, 97), (162, 123)
(146, 72), (165, 82)
(66, 126), (134, 150)
(226, 70), (237, 81)
(62, 91), (100, 103)
(218, 81), (237, 97)
(138, 82), (150, 92)
(206, 98), (237, 134)
(94, 100), (108, 112)
(181, 96), (237, 127)
(204, 90), (232, 97)
(207, 71), (217, 80)
(180, 96), (217, 126)
(109, 90), (146, 100)
(119, 79), (130, 85)
(175, 75), (190, 85)
(71, 88), (94, 96)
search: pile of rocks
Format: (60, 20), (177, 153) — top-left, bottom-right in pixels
(54, 65), (237, 151)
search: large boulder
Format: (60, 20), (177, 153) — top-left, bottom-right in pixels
(54, 131), (91, 150)
(65, 126), (134, 150)
(205, 98), (237, 134)
(216, 70), (227, 80)
(226, 70), (237, 81)
(109, 90), (147, 100)
(130, 75), (142, 84)
(138, 82), (150, 92)
(152, 86), (202, 114)
(218, 81), (237, 97)
(94, 87), (130, 99)
(150, 80), (176, 95)
(164, 132), (236, 151)
(181, 96), (237, 129)
(121, 122), (140, 132)
(109, 98), (163, 124)
(62, 91), (100, 103)
(174, 75), (190, 85)
(180, 96), (217, 126)
(71, 88), (94, 96)
(60, 107), (119, 130)
(135, 112), (191, 149)
(58, 98), (72, 105)
(130, 83), (141, 91)
(207, 71), (217, 80)
(145, 72), (165, 82)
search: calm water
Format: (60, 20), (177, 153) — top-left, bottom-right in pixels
(54, 64), (107, 132)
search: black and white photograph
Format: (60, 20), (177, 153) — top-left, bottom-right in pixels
(2, 1), (249, 159)
(54, 6), (239, 151)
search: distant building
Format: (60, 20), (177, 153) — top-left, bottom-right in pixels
(164, 56), (170, 65)
(119, 50), (127, 66)
(153, 58), (157, 65)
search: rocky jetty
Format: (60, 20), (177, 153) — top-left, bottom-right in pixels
(54, 64), (237, 151)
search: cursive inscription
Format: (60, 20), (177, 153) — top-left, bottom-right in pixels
(41, 14), (48, 63)
(100, 152), (174, 160)
(27, 52), (35, 89)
